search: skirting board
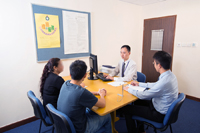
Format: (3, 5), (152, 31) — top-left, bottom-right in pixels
(0, 116), (38, 132)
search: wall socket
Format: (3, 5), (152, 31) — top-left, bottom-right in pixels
(177, 43), (198, 47)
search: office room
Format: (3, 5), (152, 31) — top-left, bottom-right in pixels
(0, 0), (200, 133)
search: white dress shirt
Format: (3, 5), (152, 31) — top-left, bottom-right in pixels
(128, 70), (178, 114)
(109, 58), (137, 82)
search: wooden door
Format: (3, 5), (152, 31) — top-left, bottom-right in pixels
(142, 15), (176, 82)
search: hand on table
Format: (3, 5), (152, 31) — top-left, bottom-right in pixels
(98, 88), (107, 97)
(123, 86), (129, 92)
(103, 74), (108, 77)
(105, 75), (114, 80)
(131, 81), (139, 86)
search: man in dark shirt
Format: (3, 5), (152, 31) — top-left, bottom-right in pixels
(57, 60), (112, 133)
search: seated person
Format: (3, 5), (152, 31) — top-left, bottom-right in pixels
(104, 45), (137, 82)
(121, 51), (178, 133)
(57, 60), (112, 133)
(40, 58), (65, 109)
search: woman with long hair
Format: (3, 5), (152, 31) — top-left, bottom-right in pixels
(40, 58), (64, 109)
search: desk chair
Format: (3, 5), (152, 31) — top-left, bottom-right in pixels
(132, 93), (185, 133)
(137, 72), (146, 83)
(128, 72), (146, 106)
(27, 91), (54, 133)
(46, 103), (106, 133)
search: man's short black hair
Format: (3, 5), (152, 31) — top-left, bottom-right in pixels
(70, 60), (87, 80)
(153, 51), (172, 70)
(121, 45), (131, 52)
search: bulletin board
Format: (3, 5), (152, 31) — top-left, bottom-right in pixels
(32, 4), (91, 62)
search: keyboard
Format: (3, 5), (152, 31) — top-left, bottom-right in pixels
(96, 73), (112, 81)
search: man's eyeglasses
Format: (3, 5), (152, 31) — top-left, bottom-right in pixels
(153, 62), (159, 65)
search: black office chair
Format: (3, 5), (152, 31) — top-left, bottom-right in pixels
(27, 90), (54, 133)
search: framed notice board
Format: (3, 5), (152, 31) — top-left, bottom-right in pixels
(32, 4), (91, 62)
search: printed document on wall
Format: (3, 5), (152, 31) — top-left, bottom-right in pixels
(34, 13), (61, 49)
(62, 11), (89, 54)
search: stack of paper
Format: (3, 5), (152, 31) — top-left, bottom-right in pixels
(127, 84), (146, 91)
(107, 82), (125, 87)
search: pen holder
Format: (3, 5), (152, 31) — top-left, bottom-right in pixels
(117, 84), (124, 97)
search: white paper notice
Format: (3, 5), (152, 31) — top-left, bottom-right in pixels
(62, 11), (89, 54)
(127, 84), (146, 92)
(108, 82), (125, 87)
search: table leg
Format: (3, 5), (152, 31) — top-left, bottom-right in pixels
(110, 111), (118, 133)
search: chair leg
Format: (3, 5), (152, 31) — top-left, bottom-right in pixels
(170, 125), (173, 133)
(154, 128), (157, 133)
(39, 120), (42, 133)
(145, 125), (149, 130)
(52, 126), (54, 133)
(136, 120), (141, 133)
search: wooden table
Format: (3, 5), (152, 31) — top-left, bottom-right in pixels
(63, 74), (138, 133)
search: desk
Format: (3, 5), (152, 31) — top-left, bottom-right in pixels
(62, 75), (138, 133)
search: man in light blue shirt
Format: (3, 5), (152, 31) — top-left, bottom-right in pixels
(121, 51), (178, 133)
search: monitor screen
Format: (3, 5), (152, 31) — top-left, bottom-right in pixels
(89, 57), (93, 69)
(89, 54), (98, 74)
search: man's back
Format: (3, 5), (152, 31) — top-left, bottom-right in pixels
(153, 70), (178, 114)
(57, 80), (98, 133)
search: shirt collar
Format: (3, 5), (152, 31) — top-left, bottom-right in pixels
(66, 80), (80, 87)
(159, 70), (171, 80)
(123, 58), (130, 64)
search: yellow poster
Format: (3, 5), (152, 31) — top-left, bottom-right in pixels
(34, 13), (60, 49)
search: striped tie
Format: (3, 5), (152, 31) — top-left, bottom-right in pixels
(122, 62), (125, 77)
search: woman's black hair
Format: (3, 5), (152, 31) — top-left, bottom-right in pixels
(40, 58), (60, 99)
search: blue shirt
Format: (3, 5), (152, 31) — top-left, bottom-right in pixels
(57, 80), (98, 133)
(128, 70), (178, 114)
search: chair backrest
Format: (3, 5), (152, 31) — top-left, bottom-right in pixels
(27, 90), (49, 125)
(137, 72), (146, 83)
(46, 103), (76, 133)
(163, 93), (185, 126)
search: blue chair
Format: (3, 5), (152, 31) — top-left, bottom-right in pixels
(27, 91), (54, 133)
(46, 103), (105, 133)
(127, 72), (146, 106)
(132, 93), (185, 133)
(137, 71), (146, 83)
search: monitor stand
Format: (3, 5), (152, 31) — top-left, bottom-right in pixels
(88, 68), (98, 80)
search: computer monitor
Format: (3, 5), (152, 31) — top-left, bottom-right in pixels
(88, 54), (98, 80)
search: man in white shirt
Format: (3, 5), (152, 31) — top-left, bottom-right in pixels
(104, 45), (137, 82)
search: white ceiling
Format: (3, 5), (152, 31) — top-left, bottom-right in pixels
(120, 0), (167, 6)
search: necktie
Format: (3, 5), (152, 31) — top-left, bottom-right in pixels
(122, 62), (125, 77)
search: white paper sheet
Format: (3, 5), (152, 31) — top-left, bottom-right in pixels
(107, 82), (125, 87)
(62, 11), (89, 54)
(127, 84), (146, 91)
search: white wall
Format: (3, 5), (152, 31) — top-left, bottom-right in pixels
(0, 0), (142, 127)
(1, 0), (200, 128)
(140, 0), (200, 99)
